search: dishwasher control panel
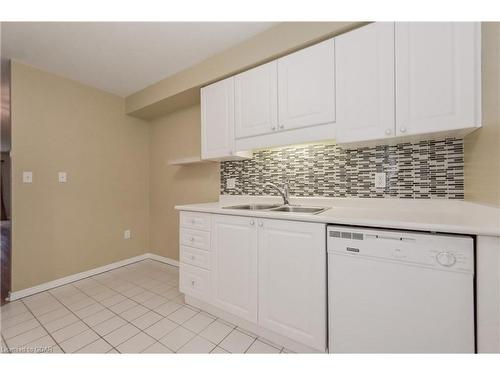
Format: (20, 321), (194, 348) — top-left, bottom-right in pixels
(327, 226), (474, 274)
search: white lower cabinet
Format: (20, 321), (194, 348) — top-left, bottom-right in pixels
(179, 211), (327, 351)
(258, 219), (327, 351)
(179, 263), (211, 302)
(476, 235), (500, 353)
(211, 214), (258, 323)
(179, 211), (213, 302)
(180, 246), (210, 270)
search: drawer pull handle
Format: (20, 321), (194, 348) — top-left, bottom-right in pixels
(191, 255), (195, 260)
(189, 237), (194, 242)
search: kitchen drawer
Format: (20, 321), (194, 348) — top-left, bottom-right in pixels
(180, 211), (211, 231)
(180, 263), (211, 302)
(180, 246), (211, 270)
(180, 228), (211, 250)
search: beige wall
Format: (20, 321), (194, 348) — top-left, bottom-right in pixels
(149, 105), (219, 260)
(8, 22), (500, 293)
(464, 23), (500, 206)
(11, 62), (150, 291)
(8, 22), (366, 291)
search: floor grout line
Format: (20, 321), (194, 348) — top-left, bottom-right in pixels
(49, 262), (182, 352)
(2, 260), (289, 354)
(6, 271), (182, 353)
(47, 287), (131, 352)
(71, 270), (184, 348)
(1, 333), (10, 353)
(243, 337), (258, 354)
(18, 299), (64, 353)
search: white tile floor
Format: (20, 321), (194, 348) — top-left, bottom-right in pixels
(0, 259), (292, 354)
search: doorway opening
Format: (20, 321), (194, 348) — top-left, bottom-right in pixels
(1, 58), (12, 305)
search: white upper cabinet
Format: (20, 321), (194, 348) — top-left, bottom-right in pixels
(336, 22), (481, 145)
(202, 22), (481, 150)
(201, 77), (234, 159)
(201, 77), (251, 161)
(395, 22), (481, 136)
(277, 38), (336, 131)
(335, 22), (396, 143)
(203, 37), (336, 152)
(258, 219), (327, 352)
(235, 61), (278, 139)
(211, 214), (258, 323)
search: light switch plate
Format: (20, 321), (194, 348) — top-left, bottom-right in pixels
(124, 230), (131, 240)
(374, 172), (386, 188)
(226, 178), (236, 189)
(58, 172), (67, 183)
(22, 171), (33, 183)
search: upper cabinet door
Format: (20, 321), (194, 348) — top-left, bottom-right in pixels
(395, 22), (481, 136)
(235, 61), (278, 139)
(277, 38), (336, 131)
(335, 22), (395, 144)
(201, 77), (236, 160)
(211, 214), (258, 323)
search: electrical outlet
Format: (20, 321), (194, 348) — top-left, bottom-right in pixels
(124, 230), (131, 240)
(226, 178), (236, 189)
(22, 171), (33, 183)
(58, 172), (67, 183)
(374, 172), (386, 188)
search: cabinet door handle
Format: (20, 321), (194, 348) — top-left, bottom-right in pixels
(189, 237), (195, 242)
(385, 129), (392, 135)
(271, 126), (276, 131)
(400, 127), (407, 133)
(279, 124), (284, 130)
(258, 221), (263, 227)
(191, 280), (195, 287)
(250, 220), (255, 226)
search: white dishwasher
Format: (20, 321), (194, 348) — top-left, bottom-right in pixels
(327, 225), (475, 353)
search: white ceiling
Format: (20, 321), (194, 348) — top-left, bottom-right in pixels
(1, 22), (276, 97)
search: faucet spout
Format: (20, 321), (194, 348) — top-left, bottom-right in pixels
(264, 182), (290, 206)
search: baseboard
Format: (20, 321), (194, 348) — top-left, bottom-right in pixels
(146, 252), (180, 267)
(8, 252), (179, 301)
(185, 295), (324, 353)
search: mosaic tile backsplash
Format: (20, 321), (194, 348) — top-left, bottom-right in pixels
(220, 138), (464, 199)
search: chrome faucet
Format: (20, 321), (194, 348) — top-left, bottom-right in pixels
(264, 181), (290, 206)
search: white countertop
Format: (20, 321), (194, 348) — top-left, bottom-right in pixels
(175, 195), (500, 237)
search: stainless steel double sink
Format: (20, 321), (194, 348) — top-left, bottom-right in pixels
(222, 203), (329, 215)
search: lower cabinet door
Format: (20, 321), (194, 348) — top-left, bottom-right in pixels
(258, 219), (327, 351)
(211, 214), (258, 323)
